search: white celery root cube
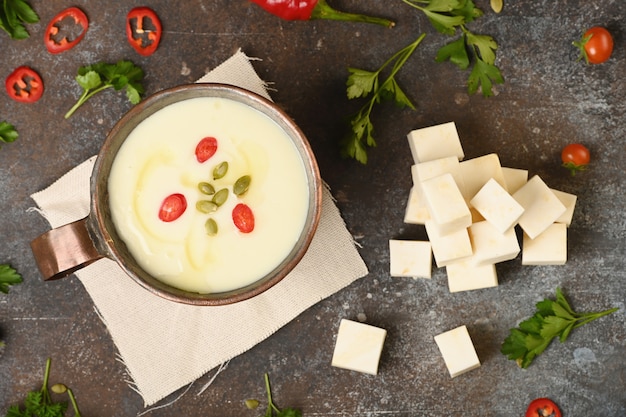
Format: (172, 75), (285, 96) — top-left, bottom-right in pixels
(468, 220), (520, 265)
(434, 325), (481, 377)
(502, 167), (528, 194)
(389, 239), (432, 279)
(404, 186), (430, 225)
(421, 173), (471, 235)
(446, 258), (498, 293)
(331, 319), (387, 375)
(513, 175), (566, 239)
(413, 156), (466, 194)
(522, 223), (567, 265)
(551, 189), (577, 226)
(470, 178), (525, 233)
(459, 153), (507, 200)
(425, 220), (473, 267)
(407, 122), (464, 163)
(405, 158), (466, 225)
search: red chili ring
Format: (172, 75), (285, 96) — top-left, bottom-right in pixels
(525, 398), (562, 417)
(126, 7), (162, 56)
(44, 7), (89, 54)
(5, 66), (44, 103)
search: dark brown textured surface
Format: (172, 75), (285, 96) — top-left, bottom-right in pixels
(1, 1), (625, 416)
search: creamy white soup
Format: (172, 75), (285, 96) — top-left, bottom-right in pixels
(108, 96), (310, 293)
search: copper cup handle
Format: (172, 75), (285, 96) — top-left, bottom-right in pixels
(30, 218), (104, 281)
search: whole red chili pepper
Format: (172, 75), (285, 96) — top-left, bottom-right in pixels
(44, 7), (89, 54)
(249, 0), (394, 28)
(126, 7), (162, 56)
(5, 66), (44, 103)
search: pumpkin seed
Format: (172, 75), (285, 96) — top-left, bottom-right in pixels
(196, 200), (218, 214)
(490, 0), (503, 13)
(212, 188), (229, 206)
(233, 175), (251, 196)
(205, 218), (218, 236)
(245, 399), (260, 410)
(198, 181), (215, 195)
(51, 383), (67, 394)
(213, 161), (228, 180)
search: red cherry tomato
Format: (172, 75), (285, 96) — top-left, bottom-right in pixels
(575, 26), (613, 64)
(126, 7), (162, 56)
(5, 66), (44, 103)
(195, 137), (218, 163)
(158, 193), (187, 222)
(232, 203), (255, 233)
(525, 398), (562, 417)
(44, 7), (89, 54)
(561, 143), (590, 176)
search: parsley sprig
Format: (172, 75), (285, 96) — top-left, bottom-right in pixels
(402, 0), (504, 96)
(501, 288), (618, 369)
(245, 373), (302, 417)
(340, 33), (426, 164)
(0, 122), (19, 149)
(65, 60), (145, 119)
(0, 0), (39, 40)
(0, 263), (22, 294)
(6, 358), (82, 417)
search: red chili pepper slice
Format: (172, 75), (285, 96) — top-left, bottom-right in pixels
(44, 7), (89, 54)
(248, 0), (394, 28)
(126, 7), (162, 56)
(232, 203), (255, 233)
(5, 66), (44, 103)
(525, 398), (562, 417)
(159, 193), (187, 222)
(195, 137), (218, 163)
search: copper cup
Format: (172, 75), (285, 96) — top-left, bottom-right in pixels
(30, 84), (322, 306)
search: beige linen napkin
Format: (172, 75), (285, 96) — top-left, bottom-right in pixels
(30, 49), (368, 406)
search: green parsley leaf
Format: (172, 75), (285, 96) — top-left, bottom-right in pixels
(380, 78), (415, 110)
(501, 288), (619, 368)
(276, 408), (302, 417)
(6, 358), (82, 417)
(65, 60), (145, 119)
(0, 264), (22, 294)
(6, 0), (39, 24)
(0, 0), (39, 40)
(403, 0), (466, 34)
(452, 0), (483, 23)
(467, 58), (503, 96)
(422, 9), (464, 35)
(435, 37), (470, 69)
(76, 70), (103, 91)
(466, 32), (498, 65)
(0, 121), (19, 147)
(341, 34), (425, 164)
(5, 405), (23, 417)
(425, 0), (463, 12)
(346, 68), (378, 99)
(403, 0), (504, 96)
